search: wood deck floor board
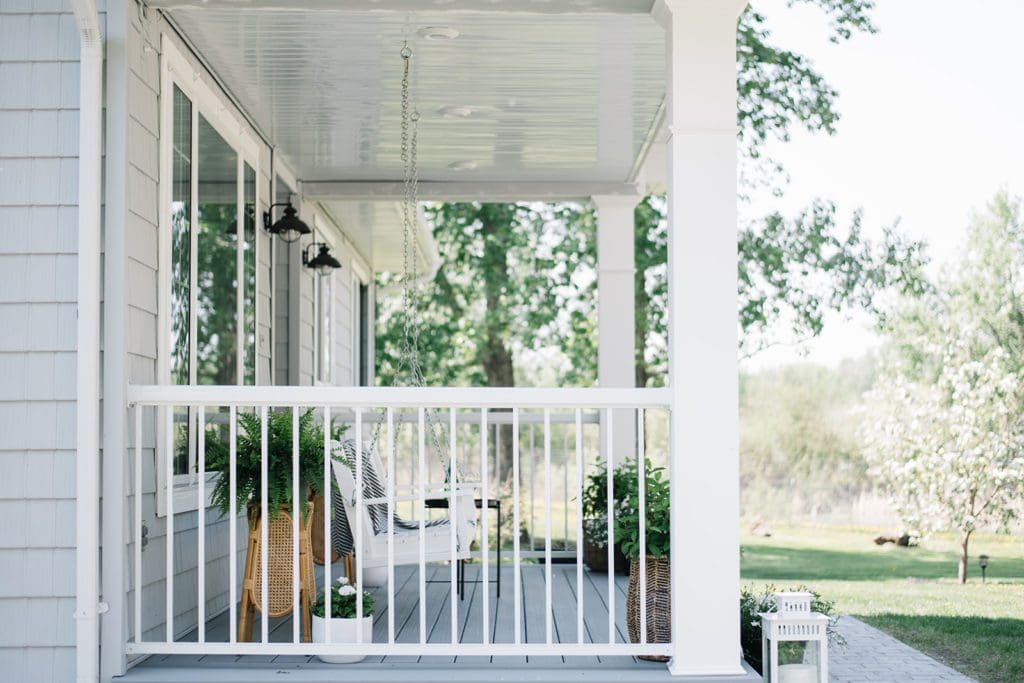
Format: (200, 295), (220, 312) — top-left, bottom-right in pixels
(382, 564), (440, 663)
(487, 564), (527, 664)
(130, 564), (706, 679)
(520, 559), (564, 665)
(453, 564), (495, 664)
(549, 563), (602, 665)
(583, 567), (629, 645)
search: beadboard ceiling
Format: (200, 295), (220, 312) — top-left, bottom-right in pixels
(165, 7), (666, 186)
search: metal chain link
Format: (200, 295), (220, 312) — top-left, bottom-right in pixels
(368, 43), (457, 482)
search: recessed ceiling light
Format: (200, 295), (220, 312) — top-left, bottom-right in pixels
(438, 105), (474, 119)
(448, 160), (478, 171)
(418, 26), (460, 41)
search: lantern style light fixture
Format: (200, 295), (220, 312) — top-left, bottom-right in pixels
(760, 591), (829, 683)
(303, 242), (342, 277)
(263, 201), (311, 243)
(979, 554), (990, 583)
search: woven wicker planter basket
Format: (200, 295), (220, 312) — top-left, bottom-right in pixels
(626, 555), (671, 661)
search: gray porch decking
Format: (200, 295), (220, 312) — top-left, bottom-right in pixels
(117, 563), (759, 683)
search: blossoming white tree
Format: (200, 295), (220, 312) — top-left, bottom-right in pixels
(862, 193), (1024, 583)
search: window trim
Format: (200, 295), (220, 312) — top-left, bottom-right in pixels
(350, 261), (370, 387)
(313, 214), (335, 386)
(156, 36), (262, 516)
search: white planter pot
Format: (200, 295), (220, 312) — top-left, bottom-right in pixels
(312, 614), (373, 663)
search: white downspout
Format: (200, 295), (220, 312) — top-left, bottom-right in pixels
(70, 1), (104, 682)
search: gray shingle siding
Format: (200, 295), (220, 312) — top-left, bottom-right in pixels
(0, 3), (99, 680)
(0, 3), (369, 679)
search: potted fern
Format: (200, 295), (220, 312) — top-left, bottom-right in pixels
(204, 408), (344, 642)
(312, 576), (375, 663)
(205, 408), (340, 520)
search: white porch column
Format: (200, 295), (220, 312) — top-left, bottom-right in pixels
(593, 194), (640, 466)
(656, 0), (747, 676)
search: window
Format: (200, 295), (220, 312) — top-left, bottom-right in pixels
(160, 39), (260, 512)
(357, 281), (371, 386)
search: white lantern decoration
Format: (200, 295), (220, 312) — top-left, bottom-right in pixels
(760, 591), (829, 683)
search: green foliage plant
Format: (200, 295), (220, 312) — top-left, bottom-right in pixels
(581, 458), (633, 549)
(205, 408), (345, 521)
(582, 459), (670, 558)
(377, 2), (928, 395)
(312, 576), (375, 619)
(739, 584), (842, 675)
(613, 459), (671, 559)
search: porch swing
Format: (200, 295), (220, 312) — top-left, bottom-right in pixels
(326, 43), (478, 582)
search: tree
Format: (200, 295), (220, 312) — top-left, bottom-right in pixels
(376, 203), (596, 475)
(862, 193), (1024, 583)
(377, 1), (925, 399)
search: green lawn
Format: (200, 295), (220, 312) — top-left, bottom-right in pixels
(741, 523), (1024, 683)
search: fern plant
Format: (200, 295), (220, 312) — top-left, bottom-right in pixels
(205, 408), (345, 522)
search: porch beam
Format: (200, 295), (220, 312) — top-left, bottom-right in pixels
(301, 180), (640, 203)
(657, 0), (747, 677)
(593, 194), (641, 467)
(146, 0), (655, 12)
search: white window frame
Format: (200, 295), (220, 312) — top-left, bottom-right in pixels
(313, 213), (335, 386)
(156, 37), (262, 516)
(268, 160), (299, 387)
(350, 256), (372, 387)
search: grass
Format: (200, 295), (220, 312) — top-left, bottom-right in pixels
(741, 523), (1024, 683)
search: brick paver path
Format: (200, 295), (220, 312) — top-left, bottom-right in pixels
(830, 616), (975, 682)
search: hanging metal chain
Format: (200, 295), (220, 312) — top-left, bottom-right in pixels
(366, 43), (456, 482)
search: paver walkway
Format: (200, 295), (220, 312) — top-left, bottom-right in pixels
(830, 616), (975, 682)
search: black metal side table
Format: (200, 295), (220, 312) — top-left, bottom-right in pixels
(424, 497), (501, 600)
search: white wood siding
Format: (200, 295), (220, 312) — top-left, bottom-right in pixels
(0, 2), (96, 680)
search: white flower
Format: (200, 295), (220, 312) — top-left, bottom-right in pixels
(336, 576), (349, 585)
(338, 584), (357, 597)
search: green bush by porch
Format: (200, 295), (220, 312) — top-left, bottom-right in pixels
(741, 523), (1024, 683)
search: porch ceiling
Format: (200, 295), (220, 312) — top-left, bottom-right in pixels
(163, 5), (665, 191)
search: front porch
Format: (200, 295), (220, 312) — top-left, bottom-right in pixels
(83, 0), (750, 680)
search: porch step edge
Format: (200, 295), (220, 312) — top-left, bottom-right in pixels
(115, 659), (761, 683)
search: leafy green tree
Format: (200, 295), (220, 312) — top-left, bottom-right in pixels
(377, 0), (926, 401)
(862, 193), (1024, 583)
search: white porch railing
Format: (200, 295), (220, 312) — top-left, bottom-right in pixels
(125, 385), (672, 660)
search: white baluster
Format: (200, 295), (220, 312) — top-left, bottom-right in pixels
(197, 406), (206, 643)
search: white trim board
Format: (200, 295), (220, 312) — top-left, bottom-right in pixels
(155, 35), (263, 516)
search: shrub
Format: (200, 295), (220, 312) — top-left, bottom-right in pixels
(739, 584), (843, 675)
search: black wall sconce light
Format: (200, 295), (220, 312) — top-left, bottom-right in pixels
(263, 201), (311, 243)
(303, 242), (342, 277)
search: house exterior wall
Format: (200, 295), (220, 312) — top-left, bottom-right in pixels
(0, 2), (96, 680)
(0, 3), (376, 679)
(121, 8), (291, 653)
(121, 7), (371, 671)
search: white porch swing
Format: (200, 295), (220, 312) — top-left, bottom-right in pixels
(329, 43), (479, 582)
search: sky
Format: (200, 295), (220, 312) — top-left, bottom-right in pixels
(742, 0), (1024, 370)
